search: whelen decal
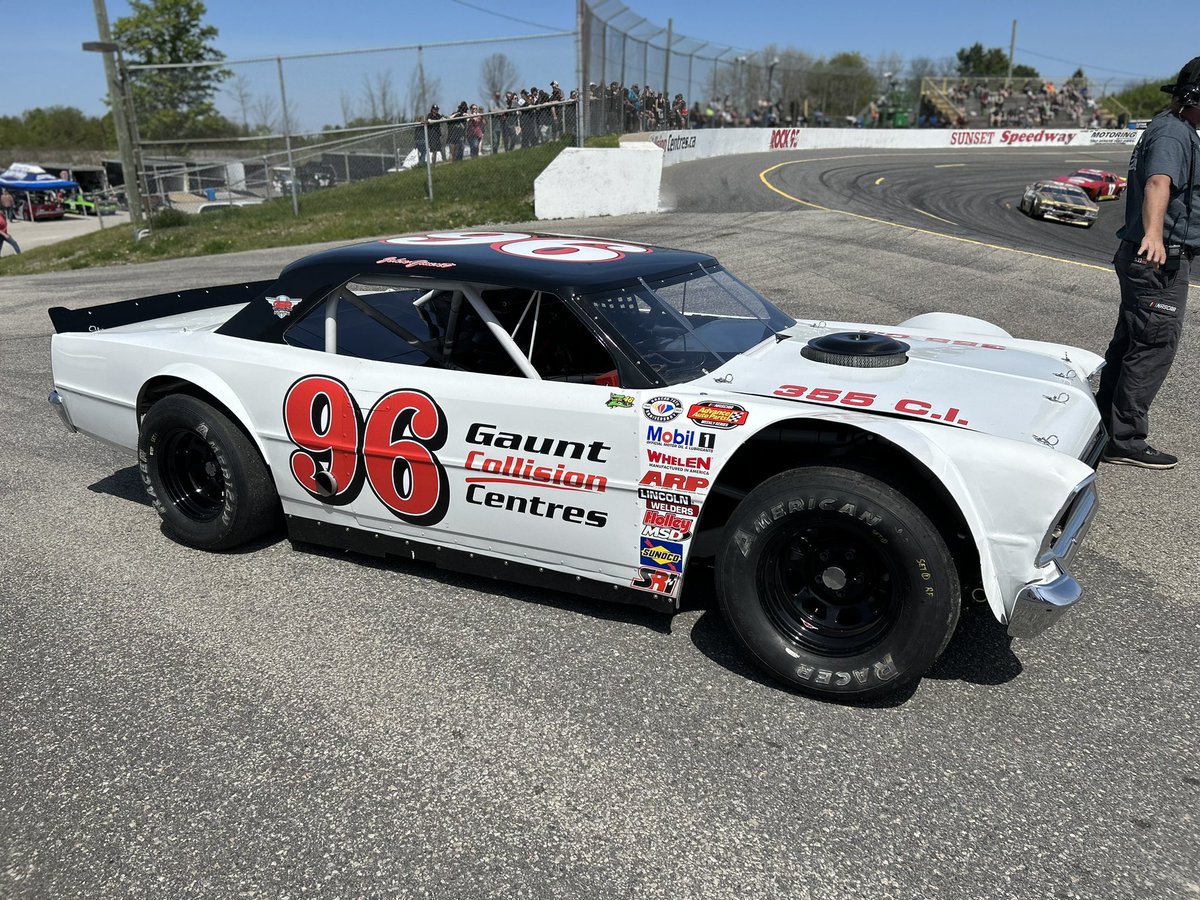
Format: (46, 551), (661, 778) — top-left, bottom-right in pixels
(642, 396), (683, 422)
(687, 401), (747, 429)
(267, 295), (298, 318)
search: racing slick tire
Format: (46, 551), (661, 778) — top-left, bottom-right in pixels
(1029, 198), (1042, 219)
(716, 466), (960, 700)
(138, 394), (281, 550)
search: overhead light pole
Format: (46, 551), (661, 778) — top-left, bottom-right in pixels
(84, 0), (145, 229)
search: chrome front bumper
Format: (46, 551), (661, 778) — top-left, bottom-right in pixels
(1007, 476), (1098, 639)
(48, 389), (77, 433)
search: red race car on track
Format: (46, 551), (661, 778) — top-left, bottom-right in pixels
(1053, 169), (1126, 201)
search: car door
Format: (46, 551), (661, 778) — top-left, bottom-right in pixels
(264, 276), (642, 584)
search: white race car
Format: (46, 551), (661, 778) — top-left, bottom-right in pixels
(48, 231), (1103, 700)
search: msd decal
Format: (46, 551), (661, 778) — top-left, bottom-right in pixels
(642, 509), (694, 540)
(640, 538), (684, 572)
(687, 401), (747, 430)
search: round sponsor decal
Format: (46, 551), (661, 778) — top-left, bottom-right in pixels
(642, 396), (683, 422)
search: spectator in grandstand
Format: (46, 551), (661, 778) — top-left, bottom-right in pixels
(549, 80), (565, 139)
(1096, 56), (1200, 471)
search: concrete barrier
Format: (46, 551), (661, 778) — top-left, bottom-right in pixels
(534, 144), (662, 220)
(535, 127), (1142, 219)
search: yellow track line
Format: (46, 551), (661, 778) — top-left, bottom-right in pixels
(912, 208), (959, 226)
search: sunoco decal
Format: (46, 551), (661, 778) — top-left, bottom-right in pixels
(640, 537), (684, 572)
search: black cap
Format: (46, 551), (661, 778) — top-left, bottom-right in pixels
(1161, 56), (1200, 95)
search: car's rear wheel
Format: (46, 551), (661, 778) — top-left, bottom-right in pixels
(138, 394), (281, 550)
(716, 466), (960, 700)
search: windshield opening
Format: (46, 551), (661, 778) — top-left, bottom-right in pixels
(580, 265), (794, 385)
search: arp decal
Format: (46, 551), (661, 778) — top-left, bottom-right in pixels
(630, 567), (680, 598)
(640, 538), (684, 572)
(642, 396), (683, 422)
(639, 471), (709, 493)
(687, 401), (747, 429)
(267, 295), (298, 318)
(284, 376), (449, 526)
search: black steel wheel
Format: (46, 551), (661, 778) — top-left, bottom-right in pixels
(139, 394), (281, 550)
(717, 466), (960, 700)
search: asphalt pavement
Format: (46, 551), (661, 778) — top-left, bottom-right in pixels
(1, 149), (1198, 899)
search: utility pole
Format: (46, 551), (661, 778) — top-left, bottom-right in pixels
(1006, 19), (1017, 89)
(85, 0), (144, 229)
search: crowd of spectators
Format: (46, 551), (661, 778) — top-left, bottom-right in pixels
(929, 77), (1116, 129)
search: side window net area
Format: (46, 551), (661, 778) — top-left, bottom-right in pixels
(283, 278), (618, 382)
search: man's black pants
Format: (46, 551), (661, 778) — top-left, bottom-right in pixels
(1096, 241), (1190, 452)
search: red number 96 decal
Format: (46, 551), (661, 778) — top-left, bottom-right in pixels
(284, 376), (450, 526)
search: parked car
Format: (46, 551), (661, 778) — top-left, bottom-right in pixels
(1018, 181), (1099, 227)
(47, 231), (1104, 700)
(1053, 168), (1126, 201)
(63, 190), (119, 216)
(15, 189), (65, 221)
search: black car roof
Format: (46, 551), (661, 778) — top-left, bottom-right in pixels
(280, 231), (718, 292)
(218, 231), (719, 342)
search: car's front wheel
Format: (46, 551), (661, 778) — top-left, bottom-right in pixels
(716, 466), (960, 700)
(1030, 198), (1042, 219)
(138, 394), (281, 550)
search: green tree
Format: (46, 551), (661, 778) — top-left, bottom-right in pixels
(113, 0), (237, 141)
(1111, 79), (1174, 118)
(810, 52), (878, 120)
(0, 107), (111, 149)
(955, 43), (1039, 80)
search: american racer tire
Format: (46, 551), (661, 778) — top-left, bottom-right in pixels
(138, 394), (281, 550)
(716, 466), (960, 700)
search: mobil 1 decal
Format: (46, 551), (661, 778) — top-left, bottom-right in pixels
(283, 375), (450, 526)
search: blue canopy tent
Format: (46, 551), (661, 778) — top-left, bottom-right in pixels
(0, 163), (78, 220)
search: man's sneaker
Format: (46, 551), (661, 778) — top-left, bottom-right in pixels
(1101, 445), (1178, 469)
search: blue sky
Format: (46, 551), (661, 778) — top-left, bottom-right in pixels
(11, 0), (1190, 130)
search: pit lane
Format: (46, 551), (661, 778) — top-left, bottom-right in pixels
(2, 153), (1198, 899)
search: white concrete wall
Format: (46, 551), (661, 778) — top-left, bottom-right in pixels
(534, 144), (663, 220)
(536, 127), (1143, 219)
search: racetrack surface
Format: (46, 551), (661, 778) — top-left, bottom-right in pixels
(663, 145), (1199, 284)
(2, 151), (1198, 899)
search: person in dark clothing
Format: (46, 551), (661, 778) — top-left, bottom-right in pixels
(1097, 57), (1200, 469)
(426, 105), (445, 163)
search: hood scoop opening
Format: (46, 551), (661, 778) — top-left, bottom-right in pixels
(801, 332), (910, 368)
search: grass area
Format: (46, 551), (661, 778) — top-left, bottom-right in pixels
(0, 135), (619, 276)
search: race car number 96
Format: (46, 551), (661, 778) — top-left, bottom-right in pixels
(284, 376), (450, 525)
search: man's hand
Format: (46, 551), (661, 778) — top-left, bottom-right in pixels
(1138, 174), (1173, 266)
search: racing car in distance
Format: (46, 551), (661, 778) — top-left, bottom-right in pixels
(1053, 168), (1126, 201)
(1018, 180), (1099, 227)
(47, 231), (1105, 701)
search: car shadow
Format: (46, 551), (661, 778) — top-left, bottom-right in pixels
(87, 465), (151, 506)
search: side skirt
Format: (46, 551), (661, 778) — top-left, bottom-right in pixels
(285, 515), (677, 615)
